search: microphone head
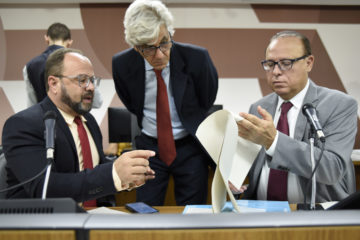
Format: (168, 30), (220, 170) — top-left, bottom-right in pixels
(44, 111), (57, 121)
(302, 103), (314, 114)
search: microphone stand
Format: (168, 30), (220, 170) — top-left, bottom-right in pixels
(309, 129), (316, 210)
(297, 127), (323, 210)
(41, 148), (54, 200)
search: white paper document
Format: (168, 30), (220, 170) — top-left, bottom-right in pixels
(196, 110), (261, 213)
(183, 200), (291, 214)
(87, 207), (129, 214)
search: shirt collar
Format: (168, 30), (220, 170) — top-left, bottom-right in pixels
(276, 79), (310, 112)
(57, 108), (87, 125)
(144, 58), (170, 71)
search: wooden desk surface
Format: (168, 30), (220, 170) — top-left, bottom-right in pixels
(87, 209), (360, 240)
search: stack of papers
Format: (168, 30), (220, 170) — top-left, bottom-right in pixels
(196, 110), (261, 213)
(183, 200), (291, 214)
(351, 149), (360, 162)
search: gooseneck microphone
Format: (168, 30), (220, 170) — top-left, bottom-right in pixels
(44, 111), (57, 159)
(42, 111), (57, 199)
(302, 103), (325, 142)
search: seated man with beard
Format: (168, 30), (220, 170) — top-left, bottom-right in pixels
(2, 48), (155, 207)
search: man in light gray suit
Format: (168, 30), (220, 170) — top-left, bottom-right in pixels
(232, 31), (357, 204)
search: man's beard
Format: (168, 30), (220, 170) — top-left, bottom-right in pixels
(61, 84), (93, 115)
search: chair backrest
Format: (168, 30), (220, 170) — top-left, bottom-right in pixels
(0, 153), (7, 199)
(207, 104), (223, 116)
(108, 107), (140, 148)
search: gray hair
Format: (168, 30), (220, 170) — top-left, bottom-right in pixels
(269, 30), (312, 56)
(124, 0), (175, 47)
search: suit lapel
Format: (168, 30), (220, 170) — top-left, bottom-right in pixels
(261, 94), (278, 118)
(169, 43), (187, 111)
(40, 97), (78, 164)
(124, 50), (146, 119)
(294, 80), (319, 141)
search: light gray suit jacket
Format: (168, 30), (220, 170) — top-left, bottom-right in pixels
(243, 80), (357, 203)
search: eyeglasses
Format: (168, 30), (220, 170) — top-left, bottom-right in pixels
(55, 74), (101, 88)
(261, 55), (309, 71)
(138, 39), (173, 57)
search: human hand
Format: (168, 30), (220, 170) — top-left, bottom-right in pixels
(114, 150), (155, 188)
(237, 106), (277, 149)
(228, 180), (247, 194)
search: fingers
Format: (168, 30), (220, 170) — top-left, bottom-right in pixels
(237, 106), (277, 148)
(114, 149), (156, 187)
(124, 149), (156, 159)
(237, 113), (258, 139)
(257, 106), (273, 122)
(240, 185), (247, 192)
(145, 166), (155, 176)
(228, 181), (246, 194)
(119, 150), (156, 167)
(239, 112), (261, 127)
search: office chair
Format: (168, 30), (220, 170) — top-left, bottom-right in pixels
(207, 104), (223, 116)
(108, 107), (140, 153)
(0, 153), (7, 199)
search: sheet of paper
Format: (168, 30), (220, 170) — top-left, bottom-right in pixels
(87, 206), (129, 214)
(319, 201), (338, 209)
(183, 200), (290, 214)
(196, 110), (261, 213)
(183, 205), (214, 214)
(229, 136), (262, 190)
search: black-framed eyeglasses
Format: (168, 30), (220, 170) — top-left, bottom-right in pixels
(55, 74), (101, 88)
(261, 55), (309, 71)
(138, 39), (173, 57)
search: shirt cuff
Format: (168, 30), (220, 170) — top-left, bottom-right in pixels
(265, 130), (279, 157)
(112, 163), (127, 191)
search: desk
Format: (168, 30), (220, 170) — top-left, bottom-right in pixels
(0, 230), (75, 240)
(0, 208), (359, 240)
(90, 227), (360, 240)
(0, 213), (88, 240)
(87, 210), (360, 240)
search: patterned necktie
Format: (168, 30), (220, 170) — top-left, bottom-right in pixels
(154, 69), (176, 166)
(74, 116), (97, 207)
(267, 101), (293, 201)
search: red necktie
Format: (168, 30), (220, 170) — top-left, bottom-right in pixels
(74, 116), (97, 207)
(154, 69), (176, 166)
(267, 101), (293, 201)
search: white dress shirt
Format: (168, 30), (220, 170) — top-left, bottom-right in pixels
(141, 59), (188, 140)
(257, 80), (310, 203)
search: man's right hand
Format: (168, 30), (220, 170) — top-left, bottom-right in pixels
(228, 180), (247, 194)
(113, 150), (155, 188)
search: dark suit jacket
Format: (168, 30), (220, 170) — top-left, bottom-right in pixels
(2, 97), (117, 203)
(243, 81), (357, 202)
(26, 45), (63, 102)
(112, 42), (218, 137)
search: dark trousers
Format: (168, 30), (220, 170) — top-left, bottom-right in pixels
(135, 133), (209, 206)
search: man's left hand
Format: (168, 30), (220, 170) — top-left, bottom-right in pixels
(237, 105), (277, 149)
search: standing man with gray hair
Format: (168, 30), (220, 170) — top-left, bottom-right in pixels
(112, 0), (218, 206)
